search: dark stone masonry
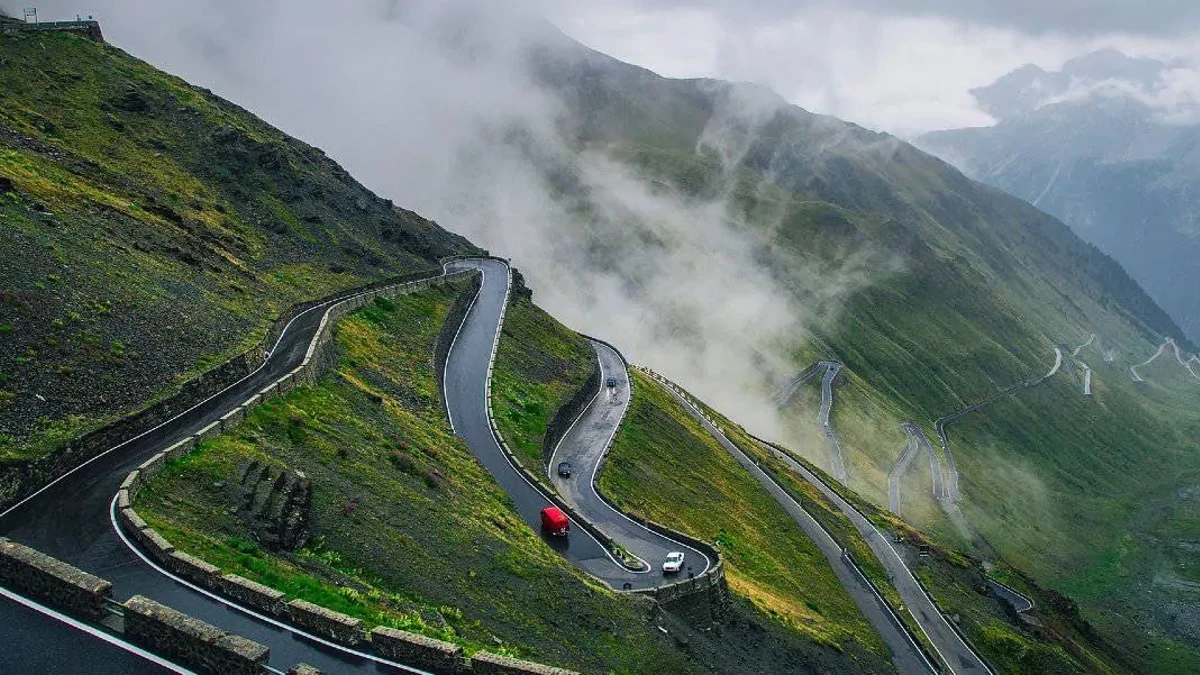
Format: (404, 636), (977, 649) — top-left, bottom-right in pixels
(123, 594), (269, 675)
(0, 537), (113, 621)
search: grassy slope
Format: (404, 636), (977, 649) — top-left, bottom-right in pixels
(687, 377), (1129, 674)
(491, 297), (594, 476)
(138, 283), (704, 673)
(0, 31), (474, 460)
(532, 45), (1200, 664)
(598, 371), (891, 669)
(493, 294), (910, 671)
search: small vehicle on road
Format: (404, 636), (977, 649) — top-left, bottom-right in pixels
(662, 551), (685, 574)
(540, 506), (570, 537)
(606, 377), (619, 388)
(557, 461), (572, 477)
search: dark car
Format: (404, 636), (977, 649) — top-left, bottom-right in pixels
(557, 461), (572, 477)
(605, 377), (619, 388)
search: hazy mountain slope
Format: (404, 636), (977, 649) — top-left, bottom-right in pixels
(0, 28), (902, 673)
(497, 35), (1200, 670)
(0, 31), (476, 459)
(917, 49), (1200, 345)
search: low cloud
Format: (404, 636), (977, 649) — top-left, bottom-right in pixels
(20, 0), (895, 444)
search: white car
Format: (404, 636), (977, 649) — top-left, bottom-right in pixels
(662, 551), (685, 574)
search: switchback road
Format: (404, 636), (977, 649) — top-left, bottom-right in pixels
(643, 371), (936, 674)
(546, 340), (711, 582)
(1, 268), (475, 673)
(442, 259), (705, 589)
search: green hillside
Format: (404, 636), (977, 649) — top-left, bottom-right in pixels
(139, 282), (896, 674)
(0, 31), (476, 460)
(521, 36), (1200, 669)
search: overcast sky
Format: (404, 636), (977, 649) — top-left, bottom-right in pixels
(11, 0), (1198, 136)
(544, 0), (1200, 135)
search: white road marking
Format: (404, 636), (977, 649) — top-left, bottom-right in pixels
(0, 585), (198, 675)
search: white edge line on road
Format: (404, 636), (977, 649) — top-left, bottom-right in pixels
(0, 272), (456, 522)
(108, 495), (434, 675)
(0, 585), (199, 675)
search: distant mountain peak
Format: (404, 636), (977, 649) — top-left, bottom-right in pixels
(972, 48), (1171, 121)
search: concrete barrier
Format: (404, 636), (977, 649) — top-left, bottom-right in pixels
(219, 574), (286, 615)
(471, 651), (578, 675)
(0, 538), (113, 621)
(123, 595), (269, 675)
(370, 626), (463, 674)
(287, 599), (364, 646)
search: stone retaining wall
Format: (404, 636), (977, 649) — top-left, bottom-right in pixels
(124, 594), (269, 675)
(471, 651), (578, 675)
(288, 599), (364, 646)
(0, 537), (113, 620)
(541, 356), (600, 469)
(371, 626), (464, 674)
(0, 20), (104, 41)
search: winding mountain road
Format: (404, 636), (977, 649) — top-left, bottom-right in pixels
(1, 268), (481, 674)
(888, 422), (945, 514)
(643, 370), (937, 675)
(755, 438), (994, 675)
(777, 361), (849, 482)
(651, 367), (992, 673)
(443, 259), (705, 589)
(1123, 338), (1200, 381)
(545, 340), (711, 582)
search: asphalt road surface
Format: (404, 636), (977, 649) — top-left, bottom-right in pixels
(442, 258), (698, 590)
(759, 440), (993, 674)
(646, 373), (935, 675)
(547, 340), (711, 584)
(818, 362), (849, 481)
(0, 589), (182, 674)
(0, 268), (469, 674)
(887, 429), (920, 514)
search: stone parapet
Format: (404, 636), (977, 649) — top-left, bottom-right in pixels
(471, 651), (578, 675)
(0, 537), (113, 621)
(123, 594), (269, 675)
(371, 626), (464, 674)
(219, 573), (286, 615)
(287, 599), (364, 646)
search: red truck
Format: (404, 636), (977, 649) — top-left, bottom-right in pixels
(540, 506), (570, 537)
